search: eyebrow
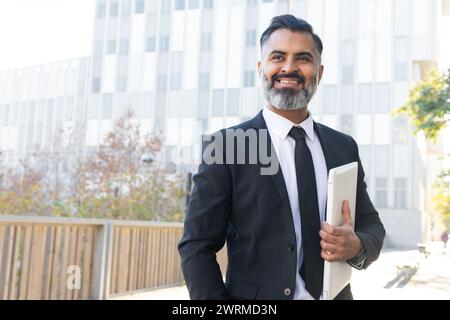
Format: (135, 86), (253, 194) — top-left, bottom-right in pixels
(268, 50), (314, 60)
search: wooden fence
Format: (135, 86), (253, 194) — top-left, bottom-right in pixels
(0, 215), (196, 300)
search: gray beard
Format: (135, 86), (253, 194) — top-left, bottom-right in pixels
(261, 74), (317, 110)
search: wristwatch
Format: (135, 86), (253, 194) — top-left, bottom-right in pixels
(347, 246), (366, 270)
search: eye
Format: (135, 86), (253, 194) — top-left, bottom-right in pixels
(272, 55), (284, 61)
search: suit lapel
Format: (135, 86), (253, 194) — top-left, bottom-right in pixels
(313, 121), (338, 173)
(249, 110), (291, 211)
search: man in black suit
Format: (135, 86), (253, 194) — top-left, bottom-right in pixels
(178, 15), (385, 300)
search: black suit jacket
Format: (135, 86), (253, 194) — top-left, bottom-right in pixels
(178, 110), (385, 300)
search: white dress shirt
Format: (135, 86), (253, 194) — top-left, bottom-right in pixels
(262, 107), (328, 300)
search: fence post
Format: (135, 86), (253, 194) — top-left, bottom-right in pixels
(90, 221), (112, 299)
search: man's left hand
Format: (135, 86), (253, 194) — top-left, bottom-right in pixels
(319, 200), (362, 262)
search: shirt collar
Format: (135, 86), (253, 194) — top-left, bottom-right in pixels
(262, 106), (315, 142)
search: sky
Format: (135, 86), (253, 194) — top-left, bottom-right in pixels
(0, 0), (94, 71)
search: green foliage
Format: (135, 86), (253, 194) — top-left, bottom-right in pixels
(394, 68), (450, 141)
(394, 68), (450, 227)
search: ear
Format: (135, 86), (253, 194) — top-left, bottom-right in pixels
(317, 65), (324, 84)
(257, 61), (262, 80)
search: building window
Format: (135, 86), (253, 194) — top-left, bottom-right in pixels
(227, 89), (240, 116)
(175, 0), (185, 10)
(119, 39), (129, 55)
(357, 84), (372, 113)
(117, 76), (127, 92)
(107, 40), (116, 54)
(394, 37), (409, 81)
(159, 36), (170, 52)
(122, 0), (132, 16)
(92, 78), (101, 93)
(341, 40), (355, 84)
(197, 90), (209, 118)
(201, 33), (212, 51)
(102, 94), (113, 119)
(110, 0), (119, 17)
(97, 0), (106, 18)
(394, 178), (406, 208)
(245, 30), (256, 47)
(170, 75), (182, 90)
(203, 0), (214, 9)
(322, 85), (337, 114)
(340, 115), (353, 135)
(94, 41), (104, 56)
(161, 0), (172, 12)
(199, 72), (210, 89)
(189, 0), (199, 9)
(157, 75), (168, 91)
(212, 89), (225, 116)
(375, 178), (388, 208)
(134, 0), (145, 13)
(393, 116), (408, 144)
(374, 83), (391, 112)
(146, 37), (156, 52)
(244, 70), (255, 87)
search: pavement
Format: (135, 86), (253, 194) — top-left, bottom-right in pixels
(111, 241), (450, 300)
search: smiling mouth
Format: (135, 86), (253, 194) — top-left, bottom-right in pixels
(275, 78), (302, 84)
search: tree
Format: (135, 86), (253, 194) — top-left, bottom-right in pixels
(393, 68), (450, 229)
(394, 68), (450, 141)
(0, 109), (186, 222)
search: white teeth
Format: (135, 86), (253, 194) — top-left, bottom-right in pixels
(279, 79), (298, 84)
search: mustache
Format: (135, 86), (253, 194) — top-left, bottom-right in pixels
(271, 73), (306, 83)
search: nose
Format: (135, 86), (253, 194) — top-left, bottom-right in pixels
(281, 58), (299, 74)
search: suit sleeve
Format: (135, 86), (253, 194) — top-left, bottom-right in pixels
(178, 158), (231, 299)
(350, 137), (386, 269)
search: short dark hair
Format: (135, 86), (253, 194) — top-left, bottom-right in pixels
(260, 14), (323, 56)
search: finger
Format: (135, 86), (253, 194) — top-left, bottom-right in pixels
(323, 223), (347, 236)
(319, 230), (339, 244)
(322, 222), (334, 234)
(321, 249), (338, 262)
(342, 200), (352, 226)
(320, 240), (338, 252)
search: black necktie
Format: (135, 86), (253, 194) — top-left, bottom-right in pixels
(289, 126), (323, 300)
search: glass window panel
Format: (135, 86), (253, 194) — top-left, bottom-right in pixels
(322, 85), (337, 114)
(227, 89), (240, 116)
(146, 37), (156, 51)
(394, 177), (406, 208)
(212, 89), (225, 116)
(197, 90), (209, 118)
(201, 33), (212, 51)
(189, 0), (200, 9)
(375, 177), (388, 208)
(374, 145), (389, 176)
(110, 0), (119, 17)
(107, 40), (117, 54)
(146, 0), (158, 13)
(199, 72), (210, 89)
(203, 0), (214, 9)
(357, 84), (372, 113)
(374, 83), (390, 112)
(340, 115), (353, 135)
(97, 0), (106, 18)
(175, 0), (185, 10)
(244, 70), (255, 87)
(122, 0), (132, 16)
(135, 0), (145, 13)
(246, 30), (257, 47)
(340, 85), (354, 114)
(102, 94), (113, 119)
(393, 116), (408, 144)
